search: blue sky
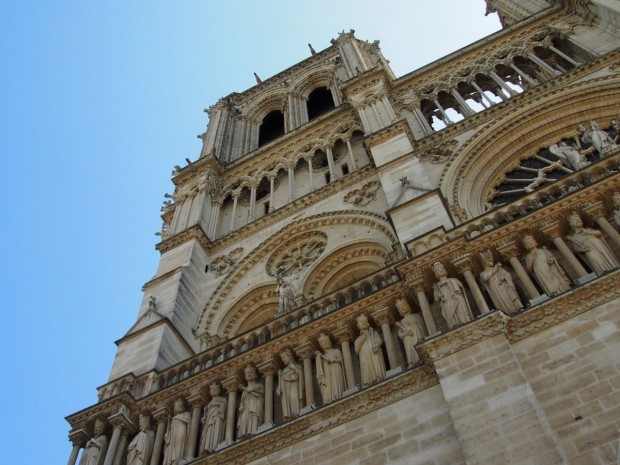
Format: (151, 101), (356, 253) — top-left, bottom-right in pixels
(0, 2), (500, 463)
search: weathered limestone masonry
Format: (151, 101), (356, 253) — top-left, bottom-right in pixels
(66, 1), (620, 465)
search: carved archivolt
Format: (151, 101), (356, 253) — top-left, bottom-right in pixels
(195, 211), (397, 337)
(218, 283), (278, 337)
(441, 74), (620, 217)
(303, 241), (391, 298)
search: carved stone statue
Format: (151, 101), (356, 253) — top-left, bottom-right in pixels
(549, 142), (589, 170)
(588, 120), (618, 156)
(276, 349), (303, 419)
(276, 277), (295, 314)
(567, 212), (619, 275)
(237, 365), (264, 438)
(394, 297), (426, 366)
(315, 333), (346, 404)
(432, 262), (474, 329)
(163, 398), (191, 465)
(354, 314), (386, 386)
(199, 383), (227, 454)
(613, 192), (620, 227)
(522, 235), (571, 296)
(127, 414), (155, 465)
(479, 250), (523, 314)
(79, 419), (107, 465)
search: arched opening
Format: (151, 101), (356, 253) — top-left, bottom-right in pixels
(307, 87), (335, 121)
(259, 110), (285, 147)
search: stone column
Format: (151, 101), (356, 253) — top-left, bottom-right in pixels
(471, 81), (495, 107)
(294, 342), (316, 407)
(112, 430), (130, 465)
(450, 89), (475, 116)
(332, 325), (357, 389)
(287, 167), (295, 202)
(103, 411), (132, 465)
(257, 359), (279, 426)
(229, 192), (239, 232)
(268, 176), (276, 212)
(149, 407), (169, 465)
(432, 98), (453, 124)
(411, 277), (438, 335)
(452, 255), (490, 315)
(248, 184), (257, 221)
(345, 140), (358, 170)
(221, 375), (240, 444)
(584, 201), (620, 249)
(497, 241), (544, 303)
(489, 70), (517, 97)
(208, 200), (221, 239)
(186, 390), (207, 459)
(371, 307), (399, 370)
(527, 52), (561, 77)
(67, 431), (87, 465)
(541, 222), (590, 279)
(306, 158), (315, 191)
(509, 62), (537, 86)
(548, 44), (579, 66)
(326, 147), (338, 181)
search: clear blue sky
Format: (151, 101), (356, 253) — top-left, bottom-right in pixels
(0, 2), (500, 463)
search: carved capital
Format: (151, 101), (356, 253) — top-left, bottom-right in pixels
(410, 276), (427, 295)
(294, 341), (317, 360)
(497, 241), (520, 261)
(69, 428), (89, 448)
(257, 359), (279, 377)
(371, 306), (393, 326)
(582, 200), (606, 221)
(151, 405), (171, 423)
(107, 404), (136, 433)
(540, 220), (562, 240)
(451, 254), (474, 274)
(221, 375), (241, 394)
(331, 324), (354, 344)
(187, 389), (207, 408)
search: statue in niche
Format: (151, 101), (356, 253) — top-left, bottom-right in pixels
(567, 212), (619, 275)
(394, 297), (426, 366)
(588, 120), (618, 156)
(610, 119), (620, 144)
(613, 192), (620, 227)
(354, 314), (386, 386)
(79, 419), (108, 465)
(479, 250), (523, 314)
(127, 414), (155, 465)
(199, 383), (227, 454)
(163, 398), (191, 465)
(315, 333), (346, 404)
(237, 365), (264, 438)
(549, 142), (589, 171)
(276, 349), (304, 419)
(522, 235), (571, 296)
(276, 277), (295, 315)
(432, 262), (474, 329)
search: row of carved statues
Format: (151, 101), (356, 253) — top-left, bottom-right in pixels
(76, 209), (620, 465)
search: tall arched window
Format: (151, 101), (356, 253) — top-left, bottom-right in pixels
(259, 110), (285, 147)
(307, 87), (335, 121)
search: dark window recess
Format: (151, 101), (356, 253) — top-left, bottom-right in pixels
(264, 202), (270, 215)
(307, 87), (335, 121)
(325, 172), (331, 184)
(341, 163), (349, 175)
(259, 110), (285, 147)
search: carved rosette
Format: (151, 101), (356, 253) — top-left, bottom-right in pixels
(266, 232), (327, 277)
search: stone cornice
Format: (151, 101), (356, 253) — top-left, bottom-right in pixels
(156, 223), (211, 255)
(364, 119), (414, 148)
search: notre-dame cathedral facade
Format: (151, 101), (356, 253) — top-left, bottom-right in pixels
(66, 1), (620, 464)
